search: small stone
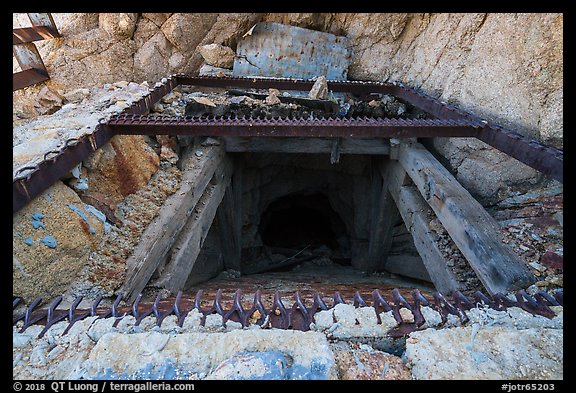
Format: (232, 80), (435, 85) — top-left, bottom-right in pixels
(535, 280), (549, 287)
(545, 274), (563, 287)
(195, 150), (204, 157)
(198, 44), (236, 69)
(265, 88), (281, 105)
(541, 251), (563, 270)
(399, 308), (415, 323)
(528, 261), (547, 272)
(198, 64), (234, 77)
(368, 100), (380, 107)
(308, 76), (328, 100)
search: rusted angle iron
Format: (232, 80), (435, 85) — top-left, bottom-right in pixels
(174, 75), (563, 182)
(105, 115), (482, 138)
(13, 25), (61, 45)
(13, 288), (562, 339)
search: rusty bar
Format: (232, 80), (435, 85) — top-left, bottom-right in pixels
(13, 26), (60, 44)
(14, 288), (562, 338)
(106, 115), (481, 139)
(13, 125), (114, 213)
(476, 125), (563, 182)
(388, 83), (563, 182)
(13, 68), (49, 91)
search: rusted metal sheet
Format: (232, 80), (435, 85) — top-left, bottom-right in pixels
(233, 22), (352, 80)
(13, 68), (49, 91)
(13, 287), (562, 338)
(105, 115), (481, 138)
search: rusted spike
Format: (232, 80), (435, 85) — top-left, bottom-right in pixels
(411, 289), (430, 307)
(410, 289), (428, 327)
(432, 292), (461, 324)
(472, 291), (495, 309)
(391, 289), (413, 323)
(131, 293), (143, 321)
(62, 296), (91, 335)
(289, 291), (310, 331)
(111, 293), (127, 328)
(38, 296), (67, 338)
(244, 290), (267, 327)
(533, 291), (560, 307)
(333, 292), (345, 306)
(13, 297), (26, 325)
(209, 289), (225, 316)
(269, 290), (289, 329)
(223, 290), (246, 327)
(90, 295), (103, 316)
(371, 289), (391, 325)
(515, 290), (555, 319)
(491, 293), (515, 310)
(452, 291), (474, 311)
(19, 297), (43, 333)
(193, 290), (205, 313)
(353, 291), (368, 308)
(312, 293), (328, 311)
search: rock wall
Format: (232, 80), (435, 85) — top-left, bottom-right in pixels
(13, 12), (562, 204)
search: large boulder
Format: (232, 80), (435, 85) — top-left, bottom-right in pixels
(13, 181), (104, 302)
(84, 135), (160, 205)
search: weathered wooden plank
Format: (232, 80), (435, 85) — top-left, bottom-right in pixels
(364, 158), (399, 271)
(222, 137), (390, 155)
(216, 162), (242, 271)
(121, 145), (226, 302)
(386, 161), (463, 293)
(157, 157), (234, 293)
(397, 142), (535, 294)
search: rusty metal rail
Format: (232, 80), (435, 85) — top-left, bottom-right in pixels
(106, 115), (482, 138)
(13, 74), (563, 214)
(13, 288), (562, 339)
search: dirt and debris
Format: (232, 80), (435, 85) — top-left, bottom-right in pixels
(149, 84), (430, 121)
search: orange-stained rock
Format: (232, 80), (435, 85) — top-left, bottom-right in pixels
(85, 134), (160, 205)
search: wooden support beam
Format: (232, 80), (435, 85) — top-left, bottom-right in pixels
(121, 145), (226, 302)
(216, 161), (242, 272)
(386, 161), (463, 294)
(222, 137), (390, 155)
(397, 142), (535, 294)
(156, 157), (234, 293)
(365, 158), (399, 271)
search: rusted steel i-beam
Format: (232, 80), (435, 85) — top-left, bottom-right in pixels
(105, 115), (482, 139)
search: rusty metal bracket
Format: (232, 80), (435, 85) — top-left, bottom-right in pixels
(13, 13), (60, 91)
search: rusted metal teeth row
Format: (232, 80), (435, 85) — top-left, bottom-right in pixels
(13, 288), (562, 339)
(110, 114), (478, 127)
(105, 114), (481, 139)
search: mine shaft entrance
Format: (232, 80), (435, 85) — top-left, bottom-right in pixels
(174, 151), (438, 297)
(259, 192), (349, 263)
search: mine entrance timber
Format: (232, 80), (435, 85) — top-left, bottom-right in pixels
(104, 75), (555, 305)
